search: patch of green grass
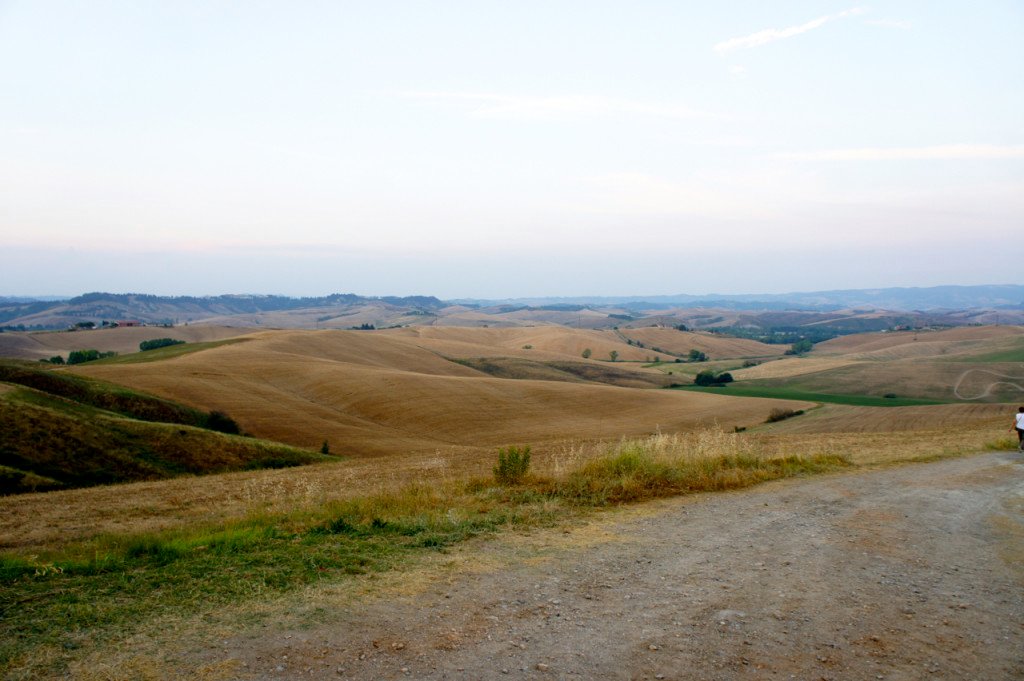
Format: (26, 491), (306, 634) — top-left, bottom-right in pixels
(89, 338), (249, 365)
(671, 384), (947, 406)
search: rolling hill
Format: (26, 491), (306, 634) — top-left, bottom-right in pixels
(70, 328), (814, 456)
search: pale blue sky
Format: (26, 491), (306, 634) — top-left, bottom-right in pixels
(1, 1), (1021, 298)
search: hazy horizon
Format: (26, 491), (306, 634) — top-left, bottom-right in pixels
(2, 2), (1022, 298)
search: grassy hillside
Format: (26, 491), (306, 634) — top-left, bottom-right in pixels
(0, 362), (331, 494)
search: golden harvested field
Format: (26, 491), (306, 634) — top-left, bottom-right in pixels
(730, 357), (863, 380)
(387, 326), (653, 362)
(815, 325), (1024, 357)
(0, 325), (248, 361)
(617, 327), (784, 359)
(760, 402), (1008, 434)
(5, 325), (1017, 559)
(73, 329), (811, 455)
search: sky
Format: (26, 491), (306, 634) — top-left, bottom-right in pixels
(1, 1), (1022, 299)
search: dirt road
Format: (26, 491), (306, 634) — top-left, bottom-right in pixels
(219, 452), (1024, 680)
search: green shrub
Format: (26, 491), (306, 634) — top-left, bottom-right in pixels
(494, 445), (531, 485)
(581, 348), (592, 359)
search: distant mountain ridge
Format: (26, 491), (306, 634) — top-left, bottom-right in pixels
(455, 284), (1024, 312)
(1, 285), (1021, 331)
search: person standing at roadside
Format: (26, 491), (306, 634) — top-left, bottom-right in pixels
(1013, 407), (1024, 451)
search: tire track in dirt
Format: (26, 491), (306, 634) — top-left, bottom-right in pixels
(953, 368), (1024, 400)
(217, 453), (1024, 680)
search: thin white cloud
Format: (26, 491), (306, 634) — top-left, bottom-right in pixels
(778, 144), (1024, 161)
(714, 7), (866, 54)
(394, 91), (717, 121)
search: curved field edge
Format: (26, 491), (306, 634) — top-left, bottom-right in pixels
(0, 431), (849, 678)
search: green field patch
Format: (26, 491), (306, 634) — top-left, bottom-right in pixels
(90, 337), (249, 365)
(671, 384), (947, 406)
(953, 338), (1024, 363)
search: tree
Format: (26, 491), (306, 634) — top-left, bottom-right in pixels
(320, 440), (330, 455)
(581, 348), (592, 359)
(609, 350), (619, 362)
(688, 349), (707, 362)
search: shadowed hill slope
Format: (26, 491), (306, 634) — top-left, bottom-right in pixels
(0, 363), (331, 494)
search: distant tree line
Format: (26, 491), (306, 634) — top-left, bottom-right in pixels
(139, 338), (186, 352)
(67, 349), (117, 364)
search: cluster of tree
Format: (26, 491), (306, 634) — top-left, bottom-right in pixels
(350, 323), (376, 330)
(675, 324), (689, 331)
(67, 349), (117, 364)
(784, 339), (814, 355)
(139, 338), (185, 352)
(693, 370), (733, 386)
(707, 326), (841, 345)
(688, 349), (708, 362)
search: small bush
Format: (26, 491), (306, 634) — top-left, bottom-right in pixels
(494, 445), (531, 485)
(581, 348), (592, 359)
(765, 408), (805, 423)
(320, 440), (330, 455)
(883, 393), (897, 399)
